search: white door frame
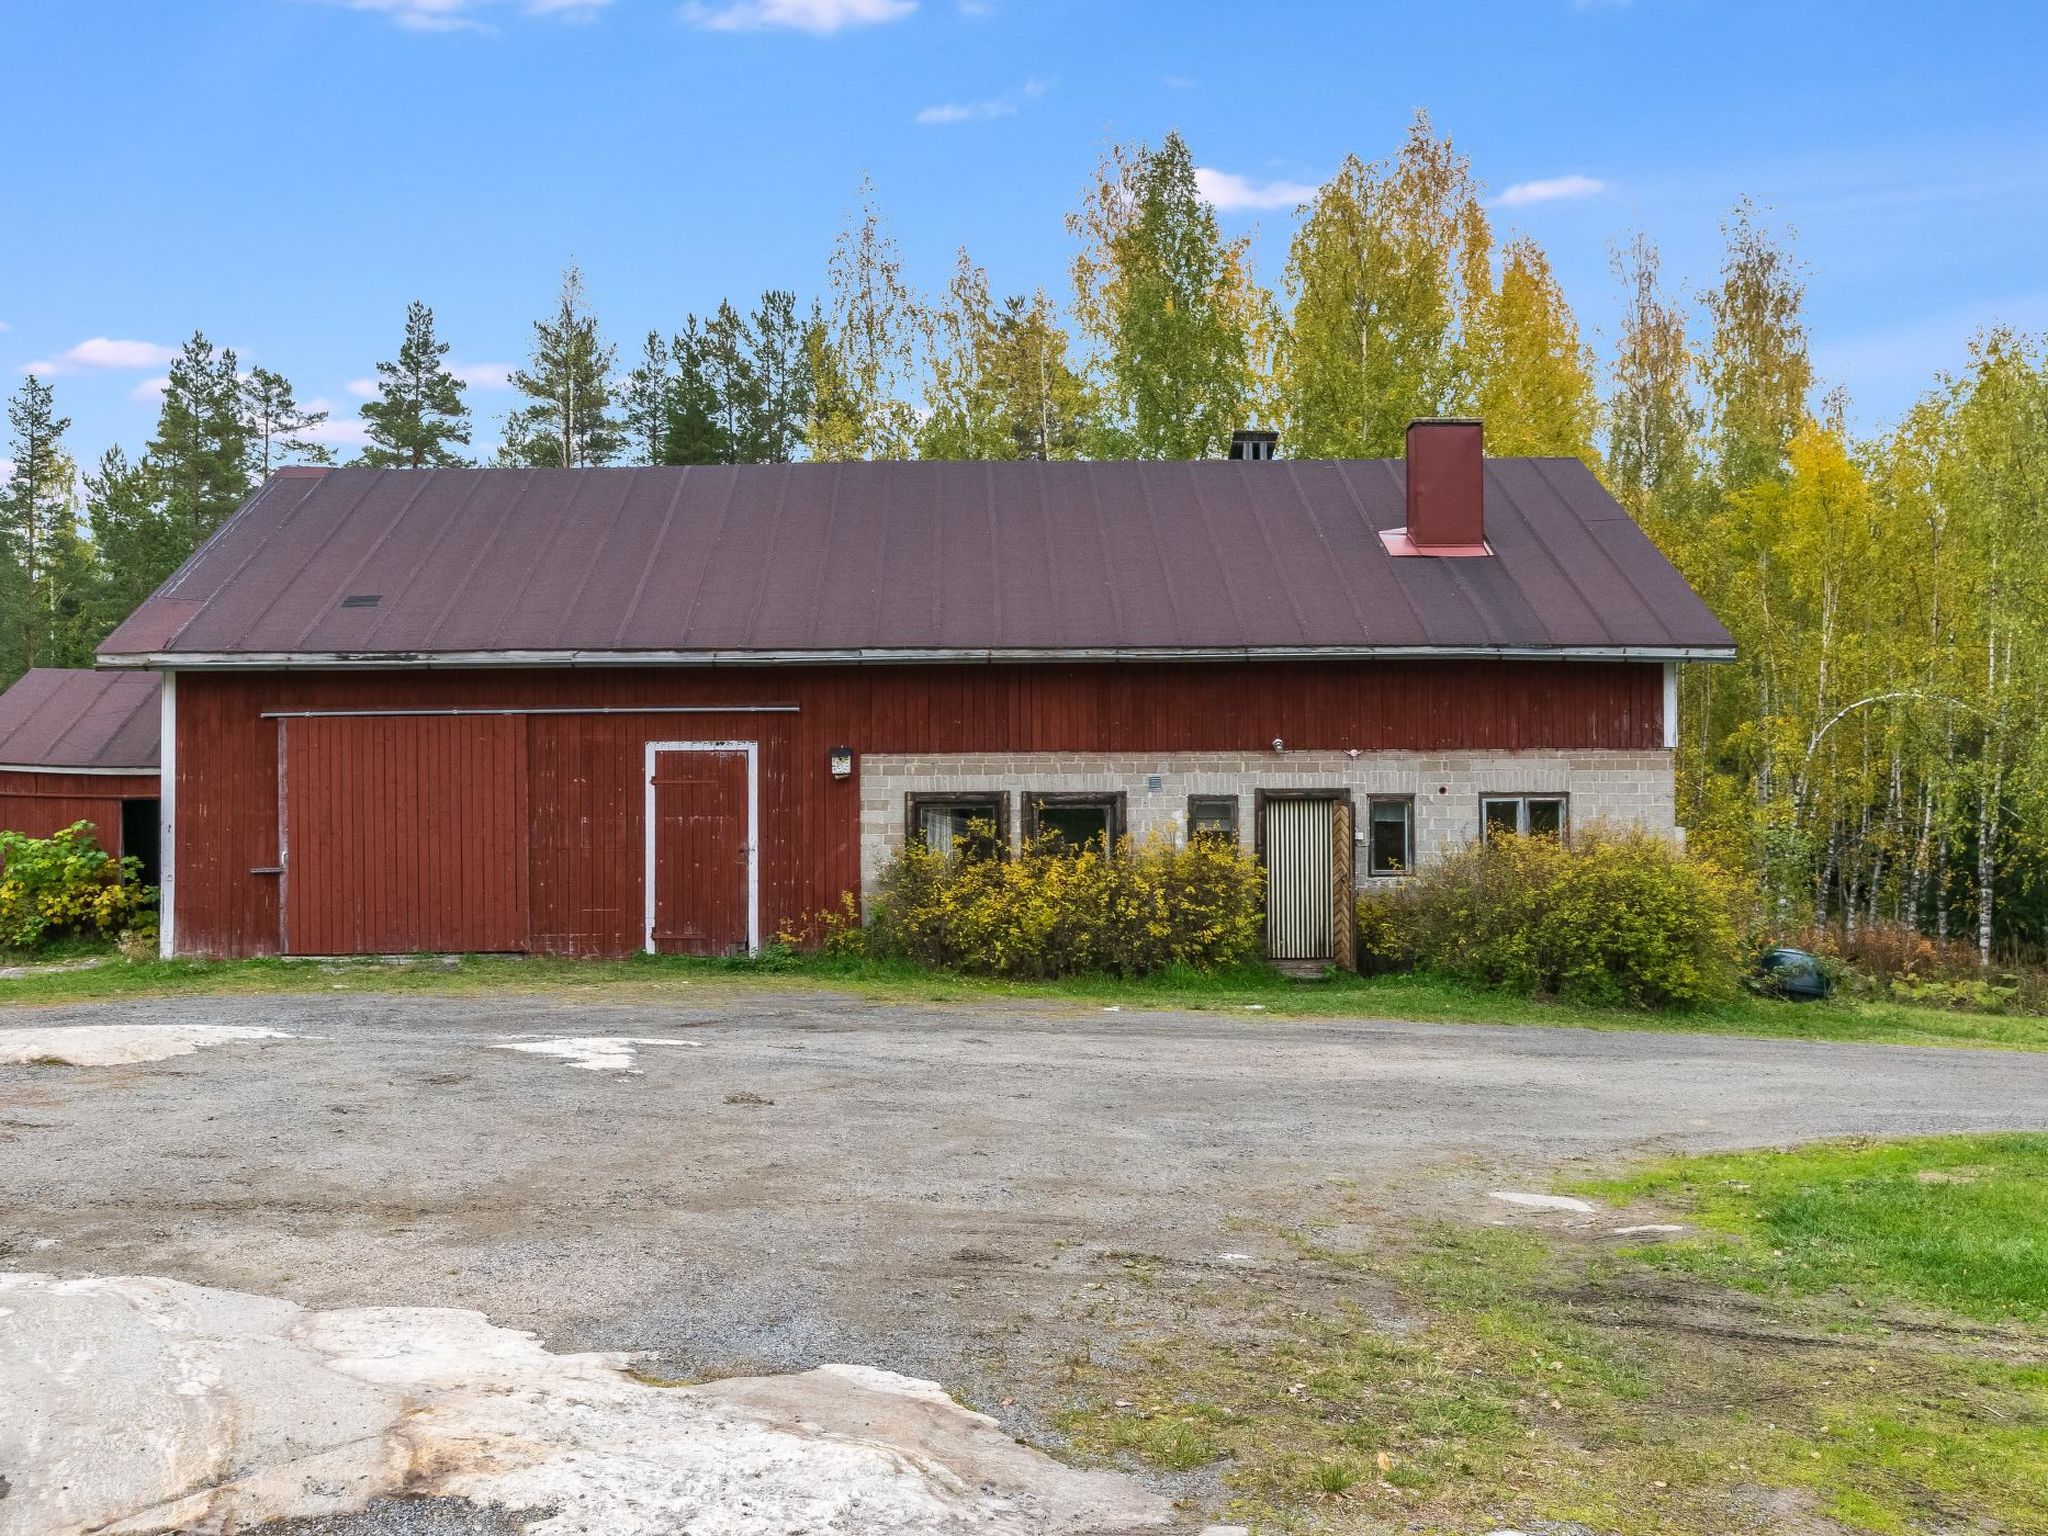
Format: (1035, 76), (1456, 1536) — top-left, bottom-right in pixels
(642, 739), (759, 955)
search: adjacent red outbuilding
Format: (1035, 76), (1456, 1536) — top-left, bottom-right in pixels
(0, 668), (162, 879)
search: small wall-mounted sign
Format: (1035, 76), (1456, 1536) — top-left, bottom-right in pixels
(829, 745), (855, 779)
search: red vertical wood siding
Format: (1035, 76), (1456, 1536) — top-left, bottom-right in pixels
(0, 769), (159, 857)
(281, 715), (528, 954)
(170, 659), (1663, 958)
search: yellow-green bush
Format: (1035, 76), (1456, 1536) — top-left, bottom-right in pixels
(0, 821), (155, 951)
(866, 830), (1266, 978)
(1357, 827), (1745, 1008)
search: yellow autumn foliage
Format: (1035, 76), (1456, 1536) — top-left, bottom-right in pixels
(867, 829), (1265, 978)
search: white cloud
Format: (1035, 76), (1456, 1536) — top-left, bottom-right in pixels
(1194, 167), (1317, 213)
(312, 0), (612, 32)
(304, 417), (373, 449)
(0, 319), (9, 332)
(451, 361), (515, 389)
(22, 337), (178, 376)
(0, 459), (13, 486)
(681, 0), (915, 33)
(346, 377), (380, 398)
(914, 75), (1046, 126)
(129, 375), (171, 403)
(1494, 173), (1611, 208)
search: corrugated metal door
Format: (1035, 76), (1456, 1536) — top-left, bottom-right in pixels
(649, 748), (749, 955)
(282, 715), (529, 955)
(1263, 797), (1335, 961)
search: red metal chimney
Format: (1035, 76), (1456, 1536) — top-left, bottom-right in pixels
(1382, 419), (1490, 557)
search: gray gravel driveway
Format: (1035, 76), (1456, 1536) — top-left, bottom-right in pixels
(4, 988), (2045, 1438)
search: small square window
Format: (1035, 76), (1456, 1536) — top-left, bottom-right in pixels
(1526, 797), (1567, 839)
(1024, 793), (1124, 852)
(1367, 797), (1412, 876)
(908, 794), (1007, 861)
(1186, 796), (1239, 843)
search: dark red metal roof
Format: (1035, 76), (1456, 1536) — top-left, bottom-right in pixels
(0, 668), (161, 770)
(99, 460), (1733, 665)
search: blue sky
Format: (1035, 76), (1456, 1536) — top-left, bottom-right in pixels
(5, 0), (2044, 468)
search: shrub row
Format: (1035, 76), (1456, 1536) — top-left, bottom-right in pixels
(1357, 827), (1747, 1009)
(859, 831), (1266, 978)
(0, 822), (155, 951)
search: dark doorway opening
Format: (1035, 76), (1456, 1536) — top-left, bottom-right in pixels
(121, 798), (161, 887)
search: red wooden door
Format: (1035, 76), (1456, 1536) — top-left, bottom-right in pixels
(283, 715), (529, 955)
(648, 748), (750, 955)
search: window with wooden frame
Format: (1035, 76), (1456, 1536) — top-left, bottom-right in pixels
(907, 792), (1009, 862)
(1480, 794), (1568, 842)
(1185, 795), (1240, 844)
(1365, 796), (1413, 876)
(1023, 791), (1126, 852)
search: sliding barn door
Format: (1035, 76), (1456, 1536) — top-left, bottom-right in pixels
(282, 715), (529, 955)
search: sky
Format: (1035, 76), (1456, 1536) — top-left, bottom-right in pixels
(4, 0), (2045, 471)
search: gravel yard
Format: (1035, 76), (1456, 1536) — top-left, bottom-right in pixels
(6, 988), (2048, 1534)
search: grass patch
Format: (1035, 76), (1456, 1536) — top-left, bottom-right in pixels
(1056, 1143), (2048, 1534)
(0, 948), (2044, 1054)
(1571, 1133), (2048, 1324)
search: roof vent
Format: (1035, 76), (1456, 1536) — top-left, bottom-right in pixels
(340, 594), (382, 609)
(1381, 419), (1491, 557)
(1228, 428), (1278, 462)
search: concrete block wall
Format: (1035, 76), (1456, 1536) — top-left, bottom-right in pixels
(857, 749), (1677, 892)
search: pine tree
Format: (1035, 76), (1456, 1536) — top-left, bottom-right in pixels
(621, 331), (675, 465)
(358, 301), (471, 469)
(662, 319), (726, 465)
(1472, 236), (1600, 462)
(703, 300), (769, 463)
(242, 367), (333, 477)
(0, 376), (78, 675)
(750, 290), (813, 463)
(1069, 130), (1270, 460)
(1281, 112), (1494, 457)
(145, 333), (252, 552)
(502, 263), (623, 468)
(86, 446), (182, 632)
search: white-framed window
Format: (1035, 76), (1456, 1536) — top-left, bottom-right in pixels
(1365, 796), (1413, 876)
(1481, 795), (1568, 842)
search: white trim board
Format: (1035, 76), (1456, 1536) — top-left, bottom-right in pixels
(159, 671), (177, 959)
(641, 739), (759, 957)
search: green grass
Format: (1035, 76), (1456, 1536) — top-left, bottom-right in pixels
(1572, 1133), (2048, 1324)
(1056, 1141), (2048, 1534)
(1, 946), (2045, 1053)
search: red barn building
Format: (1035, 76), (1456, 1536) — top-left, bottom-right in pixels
(0, 668), (162, 880)
(98, 425), (1732, 963)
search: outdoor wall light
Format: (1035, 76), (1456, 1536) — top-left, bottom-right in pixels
(829, 746), (854, 779)
(1271, 737), (1285, 753)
